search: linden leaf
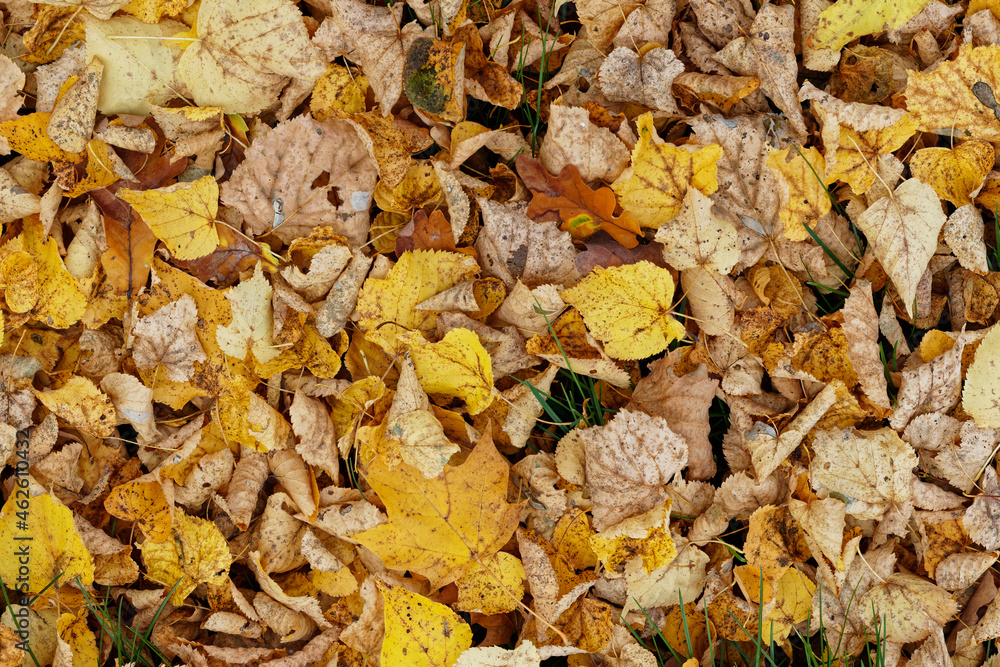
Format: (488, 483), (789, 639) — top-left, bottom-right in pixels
(809, 0), (931, 50)
(175, 0), (326, 114)
(521, 156), (641, 249)
(54, 611), (98, 667)
(613, 113), (722, 229)
(857, 573), (957, 644)
(905, 45), (1000, 142)
(0, 493), (94, 594)
(21, 218), (87, 329)
(216, 263), (279, 364)
(561, 261), (687, 360)
(398, 328), (496, 415)
(908, 140), (994, 207)
(580, 410), (688, 531)
(356, 249), (480, 354)
(964, 323), (1000, 427)
(353, 432), (522, 589)
(597, 47), (684, 114)
(654, 187), (739, 273)
(380, 583), (473, 667)
(118, 176), (221, 260)
(854, 179), (947, 317)
(403, 36), (466, 124)
(34, 376), (116, 438)
(104, 472), (173, 543)
(810, 427), (917, 527)
(132, 294), (208, 382)
(766, 146), (832, 242)
(715, 3), (806, 137)
(140, 511), (233, 605)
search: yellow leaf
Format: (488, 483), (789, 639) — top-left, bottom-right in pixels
(55, 611), (98, 667)
(0, 251), (39, 314)
(216, 263), (279, 364)
(34, 376), (116, 438)
(964, 324), (1000, 427)
(118, 176), (221, 260)
(0, 493), (94, 593)
(906, 45), (1000, 142)
(0, 112), (81, 163)
(357, 250), (479, 354)
(612, 113), (722, 229)
(854, 179), (947, 317)
(140, 511), (233, 605)
(398, 328), (496, 415)
(104, 473), (173, 543)
(354, 433), (522, 588)
(809, 0), (931, 50)
(311, 64), (369, 118)
(59, 140), (121, 198)
(908, 140), (994, 207)
(766, 146), (831, 242)
(590, 503), (677, 574)
(21, 217), (87, 329)
(561, 261), (687, 360)
(379, 583), (473, 667)
(455, 552), (526, 614)
(119, 0), (188, 22)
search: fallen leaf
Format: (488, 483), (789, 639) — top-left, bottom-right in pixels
(380, 583), (473, 666)
(118, 176), (220, 260)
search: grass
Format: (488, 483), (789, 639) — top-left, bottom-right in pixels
(0, 570), (178, 667)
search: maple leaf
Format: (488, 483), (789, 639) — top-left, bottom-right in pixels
(353, 432), (522, 589)
(520, 155), (641, 249)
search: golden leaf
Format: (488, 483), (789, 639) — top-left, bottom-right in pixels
(118, 176), (221, 260)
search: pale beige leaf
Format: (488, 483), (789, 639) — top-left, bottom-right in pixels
(539, 105), (629, 183)
(132, 294), (207, 382)
(680, 268), (739, 337)
(934, 551), (998, 591)
(810, 427), (917, 523)
(631, 357), (719, 480)
(0, 168), (41, 224)
(582, 409), (687, 531)
(788, 497), (847, 568)
(475, 198), (581, 289)
(655, 188), (739, 274)
(841, 280), (891, 409)
(963, 466), (1000, 550)
(220, 115), (378, 245)
(858, 573), (957, 644)
(173, 448), (235, 508)
(854, 179), (947, 317)
(99, 372), (159, 444)
(290, 390), (339, 480)
(890, 332), (967, 431)
(47, 58), (103, 154)
(175, 0), (326, 114)
(927, 420), (997, 493)
(749, 382), (838, 480)
(622, 542), (709, 615)
(945, 204), (989, 275)
(713, 3), (806, 137)
(597, 47), (683, 113)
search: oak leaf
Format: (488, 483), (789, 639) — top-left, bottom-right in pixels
(521, 157), (640, 249)
(353, 432), (522, 589)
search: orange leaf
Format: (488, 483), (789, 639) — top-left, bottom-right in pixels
(520, 156), (641, 249)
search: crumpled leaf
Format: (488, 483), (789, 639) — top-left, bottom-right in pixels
(613, 113), (722, 229)
(581, 410), (688, 531)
